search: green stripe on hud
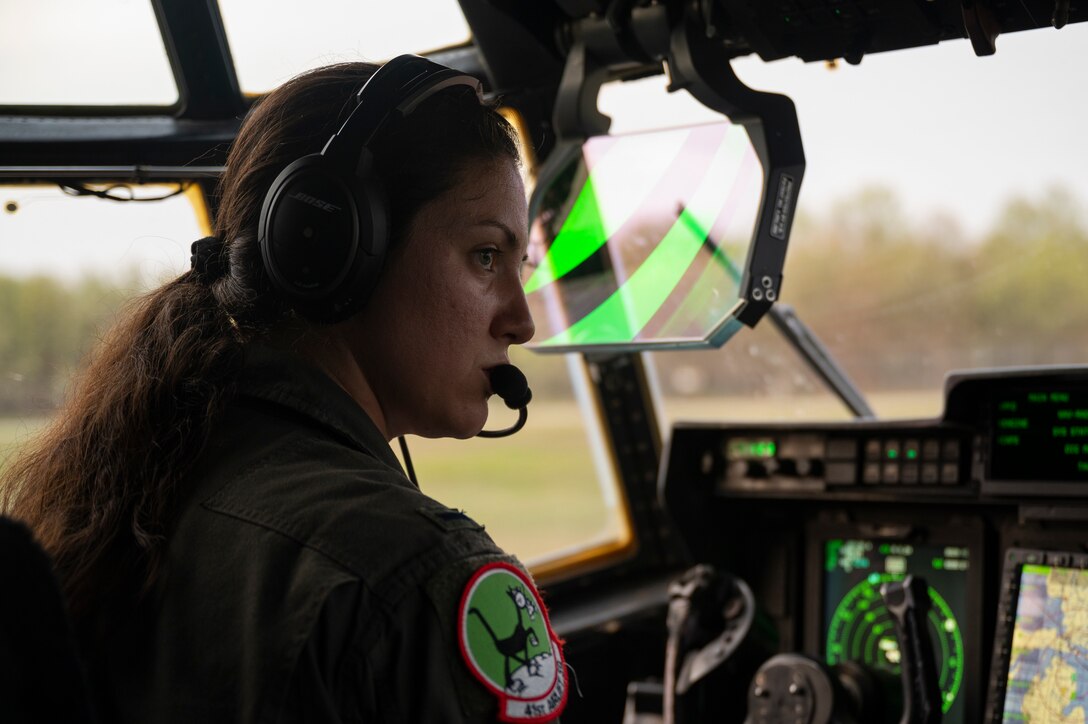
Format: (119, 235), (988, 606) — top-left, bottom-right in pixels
(537, 130), (749, 347)
(523, 174), (608, 295)
(523, 128), (691, 295)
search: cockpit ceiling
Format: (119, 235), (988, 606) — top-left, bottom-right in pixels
(463, 0), (1086, 96)
(2, 0), (1083, 112)
(531, 0), (1085, 62)
(0, 0), (1083, 168)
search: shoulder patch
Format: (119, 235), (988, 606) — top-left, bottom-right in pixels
(457, 562), (567, 722)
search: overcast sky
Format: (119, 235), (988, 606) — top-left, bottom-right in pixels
(603, 22), (1088, 238)
(1, 2), (1086, 280)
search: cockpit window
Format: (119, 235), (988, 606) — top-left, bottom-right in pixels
(649, 318), (857, 424)
(217, 0), (472, 94)
(602, 26), (1088, 424)
(0, 183), (200, 469)
(0, 0), (178, 106)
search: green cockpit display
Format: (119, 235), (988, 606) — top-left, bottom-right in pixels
(990, 388), (1088, 481)
(726, 438), (777, 460)
(824, 539), (969, 723)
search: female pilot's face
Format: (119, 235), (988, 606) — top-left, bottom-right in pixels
(350, 156), (535, 440)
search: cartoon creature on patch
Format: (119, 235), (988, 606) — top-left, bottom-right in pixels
(458, 561), (567, 722)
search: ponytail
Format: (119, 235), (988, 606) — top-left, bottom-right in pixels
(1, 272), (242, 626)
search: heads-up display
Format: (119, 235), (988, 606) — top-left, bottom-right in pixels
(524, 121), (764, 352)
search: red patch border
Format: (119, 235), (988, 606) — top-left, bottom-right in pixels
(457, 561), (568, 723)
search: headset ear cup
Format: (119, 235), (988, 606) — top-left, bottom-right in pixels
(326, 173), (388, 321)
(259, 155), (388, 321)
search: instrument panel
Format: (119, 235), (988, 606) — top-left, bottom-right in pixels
(721, 426), (970, 493)
(671, 366), (1088, 499)
(660, 366), (1088, 723)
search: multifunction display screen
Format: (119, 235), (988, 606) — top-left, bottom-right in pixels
(823, 539), (970, 723)
(1000, 564), (1088, 721)
(990, 389), (1088, 481)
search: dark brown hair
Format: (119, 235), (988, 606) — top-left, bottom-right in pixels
(0, 62), (519, 634)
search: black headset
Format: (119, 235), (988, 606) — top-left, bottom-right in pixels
(258, 55), (482, 322)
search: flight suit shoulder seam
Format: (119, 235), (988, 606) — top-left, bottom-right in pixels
(196, 502), (373, 583)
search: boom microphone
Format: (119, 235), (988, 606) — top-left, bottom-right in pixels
(490, 364), (533, 409)
(477, 364), (532, 438)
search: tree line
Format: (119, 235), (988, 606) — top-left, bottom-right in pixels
(640, 184), (1088, 399)
(2, 185), (1086, 414)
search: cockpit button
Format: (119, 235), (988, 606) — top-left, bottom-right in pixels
(940, 462), (959, 484)
(865, 439), (882, 460)
(882, 462), (900, 484)
(921, 463), (940, 484)
(825, 462), (857, 485)
(863, 463), (881, 484)
(826, 438), (858, 459)
(922, 439), (941, 460)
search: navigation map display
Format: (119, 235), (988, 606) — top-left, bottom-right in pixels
(823, 539), (970, 723)
(998, 559), (1088, 722)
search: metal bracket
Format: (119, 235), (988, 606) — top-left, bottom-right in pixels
(1053, 0), (1071, 28)
(962, 0), (1001, 56)
(551, 0), (671, 143)
(537, 0), (806, 339)
(665, 2), (806, 327)
(553, 31), (613, 142)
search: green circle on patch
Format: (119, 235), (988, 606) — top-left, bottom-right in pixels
(458, 562), (566, 721)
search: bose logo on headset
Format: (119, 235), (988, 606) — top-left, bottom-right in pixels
(257, 54), (483, 322)
(288, 192), (342, 213)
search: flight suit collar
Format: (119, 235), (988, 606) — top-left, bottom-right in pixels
(237, 343), (405, 476)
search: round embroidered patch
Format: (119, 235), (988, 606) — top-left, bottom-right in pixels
(458, 561), (567, 722)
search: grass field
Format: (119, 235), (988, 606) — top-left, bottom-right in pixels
(0, 416), (48, 471)
(399, 400), (623, 561)
(0, 403), (621, 563)
(0, 390), (943, 565)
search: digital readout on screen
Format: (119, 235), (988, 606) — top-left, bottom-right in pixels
(990, 389), (1088, 481)
(726, 438), (776, 460)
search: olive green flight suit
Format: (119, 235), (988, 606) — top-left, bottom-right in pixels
(98, 345), (560, 723)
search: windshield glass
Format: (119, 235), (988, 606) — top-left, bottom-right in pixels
(598, 25), (1088, 423)
(0, 0), (178, 106)
(218, 0), (471, 94)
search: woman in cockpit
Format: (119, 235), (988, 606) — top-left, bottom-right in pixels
(1, 57), (567, 723)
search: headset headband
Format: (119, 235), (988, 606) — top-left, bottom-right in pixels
(324, 58), (483, 171)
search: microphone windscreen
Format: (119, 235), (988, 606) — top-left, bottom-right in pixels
(489, 364), (532, 410)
